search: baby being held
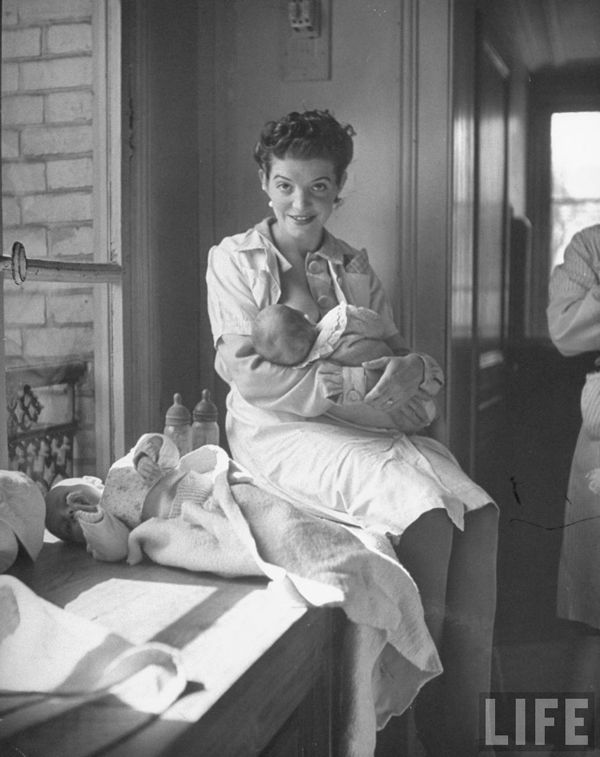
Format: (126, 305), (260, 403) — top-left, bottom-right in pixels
(251, 303), (438, 433)
(251, 302), (394, 367)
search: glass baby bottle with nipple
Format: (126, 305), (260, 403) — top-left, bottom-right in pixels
(192, 389), (220, 449)
(163, 393), (192, 455)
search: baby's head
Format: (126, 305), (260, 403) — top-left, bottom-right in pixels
(44, 476), (104, 544)
(251, 304), (318, 366)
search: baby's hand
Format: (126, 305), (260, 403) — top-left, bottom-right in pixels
(135, 456), (162, 486)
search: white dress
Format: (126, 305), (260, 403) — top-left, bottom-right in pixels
(206, 219), (492, 539)
(548, 223), (600, 629)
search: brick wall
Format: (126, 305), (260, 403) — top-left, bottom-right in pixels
(2, 0), (97, 477)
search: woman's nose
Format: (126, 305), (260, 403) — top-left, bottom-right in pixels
(292, 188), (310, 210)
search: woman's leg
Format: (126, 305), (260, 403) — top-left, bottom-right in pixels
(394, 508), (455, 755)
(439, 503), (499, 756)
(394, 508), (454, 647)
(394, 504), (499, 757)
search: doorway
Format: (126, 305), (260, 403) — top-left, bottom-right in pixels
(492, 64), (600, 704)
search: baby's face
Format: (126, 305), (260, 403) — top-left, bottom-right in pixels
(45, 478), (103, 543)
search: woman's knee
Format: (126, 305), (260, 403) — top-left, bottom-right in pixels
(394, 508), (454, 581)
(398, 507), (454, 553)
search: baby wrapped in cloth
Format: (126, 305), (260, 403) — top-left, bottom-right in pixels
(44, 433), (259, 574)
(251, 302), (439, 432)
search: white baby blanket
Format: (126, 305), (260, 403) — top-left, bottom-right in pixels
(127, 446), (442, 756)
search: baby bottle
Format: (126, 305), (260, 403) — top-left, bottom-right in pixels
(192, 389), (220, 449)
(163, 393), (192, 456)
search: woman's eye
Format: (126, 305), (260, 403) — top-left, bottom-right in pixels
(275, 183), (292, 193)
(312, 183), (329, 193)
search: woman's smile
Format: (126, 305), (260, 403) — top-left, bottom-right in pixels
(288, 213), (316, 225)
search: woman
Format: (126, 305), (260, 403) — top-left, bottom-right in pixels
(206, 109), (498, 756)
(548, 224), (600, 630)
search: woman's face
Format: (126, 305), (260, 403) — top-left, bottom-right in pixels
(260, 155), (346, 250)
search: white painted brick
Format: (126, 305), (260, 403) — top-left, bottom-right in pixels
(2, 197), (20, 227)
(22, 124), (92, 156)
(22, 192), (91, 224)
(5, 329), (23, 356)
(2, 27), (42, 61)
(48, 291), (93, 323)
(5, 291), (45, 325)
(2, 162), (46, 194)
(2, 0), (18, 27)
(2, 27), (42, 59)
(2, 63), (18, 93)
(45, 90), (92, 123)
(2, 95), (44, 126)
(47, 157), (92, 189)
(4, 226), (48, 259)
(20, 57), (92, 91)
(47, 24), (92, 55)
(24, 325), (93, 358)
(49, 225), (93, 257)
(18, 0), (92, 23)
(2, 130), (20, 159)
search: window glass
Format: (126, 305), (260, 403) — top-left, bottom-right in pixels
(2, 0), (121, 487)
(551, 112), (600, 268)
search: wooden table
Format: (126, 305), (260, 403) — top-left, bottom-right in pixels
(3, 535), (341, 757)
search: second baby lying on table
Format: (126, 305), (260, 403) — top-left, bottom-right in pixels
(44, 433), (251, 567)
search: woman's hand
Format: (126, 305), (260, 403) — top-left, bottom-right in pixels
(363, 354), (426, 410)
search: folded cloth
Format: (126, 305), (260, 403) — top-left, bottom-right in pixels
(302, 303), (390, 366)
(0, 575), (185, 717)
(0, 471), (45, 573)
(127, 445), (442, 755)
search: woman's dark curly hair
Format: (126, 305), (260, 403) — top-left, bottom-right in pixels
(253, 109), (356, 184)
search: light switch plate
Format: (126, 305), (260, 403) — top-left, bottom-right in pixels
(281, 0), (331, 82)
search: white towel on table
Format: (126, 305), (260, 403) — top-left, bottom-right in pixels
(0, 574), (185, 723)
(127, 446), (442, 756)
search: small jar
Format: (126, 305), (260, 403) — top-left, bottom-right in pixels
(192, 389), (220, 449)
(163, 393), (192, 456)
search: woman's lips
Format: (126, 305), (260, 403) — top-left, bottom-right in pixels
(289, 214), (315, 225)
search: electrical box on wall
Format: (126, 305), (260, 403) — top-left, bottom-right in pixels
(281, 0), (331, 81)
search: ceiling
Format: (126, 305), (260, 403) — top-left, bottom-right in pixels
(482, 0), (600, 72)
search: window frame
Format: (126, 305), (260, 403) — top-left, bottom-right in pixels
(0, 0), (124, 475)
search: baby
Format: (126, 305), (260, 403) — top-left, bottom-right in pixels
(251, 303), (437, 432)
(44, 433), (215, 562)
(251, 302), (393, 367)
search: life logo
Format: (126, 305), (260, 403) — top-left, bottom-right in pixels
(480, 693), (596, 751)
